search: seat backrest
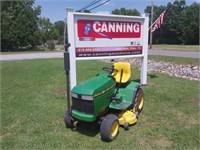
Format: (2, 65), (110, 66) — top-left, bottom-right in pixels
(112, 62), (131, 83)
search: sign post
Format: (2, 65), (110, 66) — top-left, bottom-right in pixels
(67, 11), (149, 89)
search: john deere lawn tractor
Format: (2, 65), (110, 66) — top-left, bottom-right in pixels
(64, 56), (144, 142)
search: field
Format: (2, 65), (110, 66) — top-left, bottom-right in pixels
(149, 55), (199, 66)
(1, 58), (199, 149)
(151, 44), (199, 52)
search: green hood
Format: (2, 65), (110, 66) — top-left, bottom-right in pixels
(72, 73), (115, 96)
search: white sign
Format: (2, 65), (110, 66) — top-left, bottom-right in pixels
(67, 10), (149, 89)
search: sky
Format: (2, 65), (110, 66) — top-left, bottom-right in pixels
(34, 0), (199, 23)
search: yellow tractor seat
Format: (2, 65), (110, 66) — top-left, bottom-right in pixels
(112, 62), (132, 83)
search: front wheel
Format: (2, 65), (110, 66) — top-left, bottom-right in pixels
(100, 114), (119, 142)
(64, 111), (74, 128)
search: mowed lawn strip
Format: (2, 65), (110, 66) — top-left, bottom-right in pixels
(151, 44), (199, 52)
(149, 55), (199, 66)
(1, 59), (199, 149)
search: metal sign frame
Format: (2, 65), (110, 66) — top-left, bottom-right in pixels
(67, 9), (149, 89)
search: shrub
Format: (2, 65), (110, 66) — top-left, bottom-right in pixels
(47, 41), (55, 50)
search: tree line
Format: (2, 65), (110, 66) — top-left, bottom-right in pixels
(112, 0), (199, 45)
(145, 0), (199, 45)
(1, 0), (64, 51)
(1, 0), (199, 51)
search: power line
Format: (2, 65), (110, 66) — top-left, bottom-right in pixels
(89, 0), (111, 11)
(79, 0), (101, 11)
(79, 0), (102, 11)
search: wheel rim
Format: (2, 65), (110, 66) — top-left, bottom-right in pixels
(134, 91), (144, 112)
(110, 121), (119, 137)
(138, 94), (144, 110)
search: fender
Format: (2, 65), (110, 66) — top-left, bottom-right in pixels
(132, 84), (141, 104)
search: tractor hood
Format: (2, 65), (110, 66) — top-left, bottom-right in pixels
(72, 73), (115, 96)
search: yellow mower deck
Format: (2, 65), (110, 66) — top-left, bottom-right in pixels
(118, 109), (138, 128)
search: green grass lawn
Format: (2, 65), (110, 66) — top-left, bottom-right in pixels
(151, 44), (199, 52)
(1, 59), (199, 149)
(149, 55), (199, 66)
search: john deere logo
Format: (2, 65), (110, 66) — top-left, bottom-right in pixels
(83, 22), (92, 36)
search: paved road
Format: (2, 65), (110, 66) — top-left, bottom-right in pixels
(0, 50), (199, 61)
(0, 52), (63, 61)
(149, 49), (200, 58)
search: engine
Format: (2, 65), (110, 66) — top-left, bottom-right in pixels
(71, 73), (116, 122)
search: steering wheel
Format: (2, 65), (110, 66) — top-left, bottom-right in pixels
(103, 67), (118, 74)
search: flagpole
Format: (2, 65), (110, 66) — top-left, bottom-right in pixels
(149, 0), (154, 49)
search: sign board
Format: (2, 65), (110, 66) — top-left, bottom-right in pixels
(67, 10), (149, 89)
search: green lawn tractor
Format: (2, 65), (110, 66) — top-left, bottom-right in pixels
(64, 58), (144, 142)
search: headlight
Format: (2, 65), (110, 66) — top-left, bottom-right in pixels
(71, 92), (78, 98)
(81, 95), (94, 101)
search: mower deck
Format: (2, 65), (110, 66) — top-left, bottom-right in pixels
(118, 110), (137, 127)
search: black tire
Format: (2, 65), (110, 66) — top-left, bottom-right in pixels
(64, 111), (74, 128)
(100, 114), (119, 142)
(134, 88), (144, 114)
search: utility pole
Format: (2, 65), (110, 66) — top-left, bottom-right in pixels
(149, 1), (154, 49)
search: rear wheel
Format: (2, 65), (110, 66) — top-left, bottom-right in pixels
(100, 114), (119, 142)
(134, 88), (144, 115)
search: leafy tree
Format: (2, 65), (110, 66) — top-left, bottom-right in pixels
(181, 2), (199, 44)
(145, 0), (199, 45)
(54, 21), (64, 36)
(112, 7), (140, 16)
(37, 17), (59, 46)
(54, 21), (65, 44)
(168, 0), (187, 44)
(1, 0), (41, 51)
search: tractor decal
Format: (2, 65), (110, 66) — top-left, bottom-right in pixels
(94, 83), (115, 98)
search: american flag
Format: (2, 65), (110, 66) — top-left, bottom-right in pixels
(151, 5), (172, 32)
